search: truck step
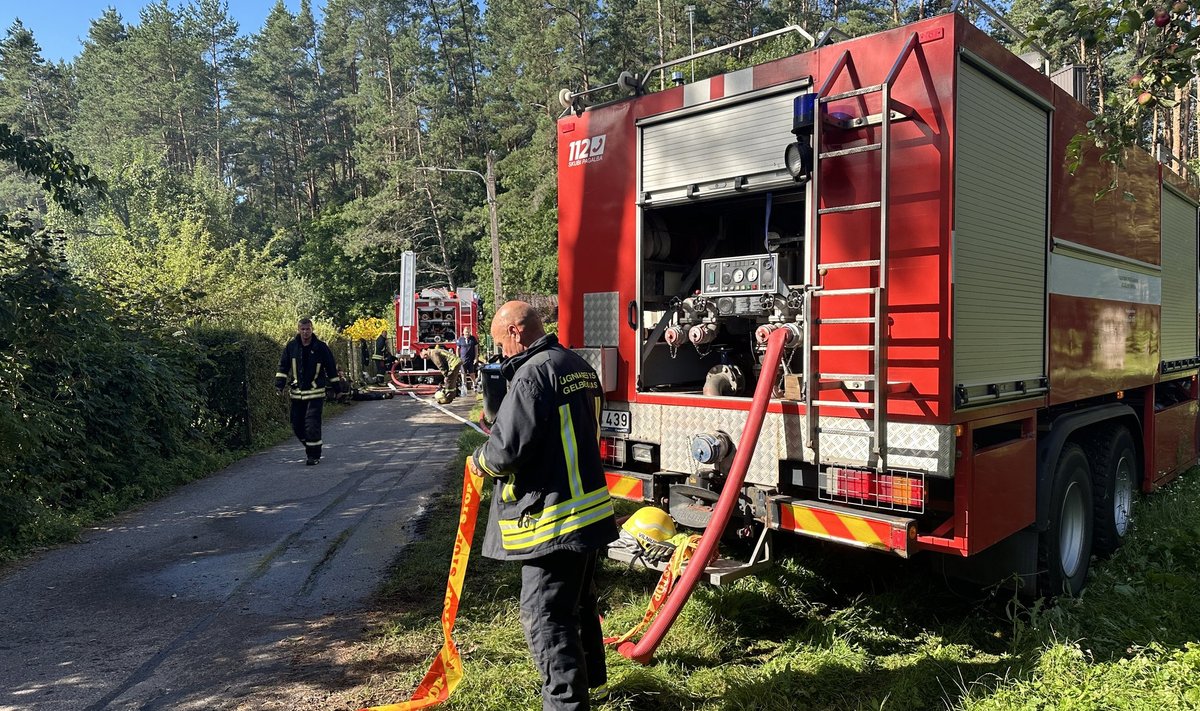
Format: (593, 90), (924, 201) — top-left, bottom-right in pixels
(818, 377), (871, 390)
(817, 376), (911, 394)
(816, 317), (876, 324)
(818, 259), (881, 270)
(819, 200), (881, 215)
(810, 399), (875, 409)
(606, 541), (772, 586)
(813, 287), (879, 297)
(816, 426), (876, 437)
(813, 344), (876, 351)
(820, 143), (881, 159)
(821, 84), (884, 102)
(826, 109), (911, 130)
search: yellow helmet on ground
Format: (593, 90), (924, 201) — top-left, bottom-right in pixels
(620, 507), (677, 559)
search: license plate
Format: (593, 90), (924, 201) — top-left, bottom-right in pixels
(600, 408), (631, 434)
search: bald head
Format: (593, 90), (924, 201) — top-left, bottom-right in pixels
(491, 300), (545, 357)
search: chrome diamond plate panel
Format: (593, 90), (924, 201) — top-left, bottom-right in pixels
(659, 405), (784, 485)
(888, 422), (956, 476)
(576, 348), (601, 375)
(617, 402), (788, 485)
(818, 417), (955, 477)
(583, 292), (620, 347)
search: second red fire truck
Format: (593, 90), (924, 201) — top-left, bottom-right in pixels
(390, 250), (482, 387)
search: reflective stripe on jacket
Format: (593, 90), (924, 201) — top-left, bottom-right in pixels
(275, 335), (339, 400)
(471, 334), (618, 561)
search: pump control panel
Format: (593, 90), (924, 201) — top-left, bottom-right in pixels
(700, 253), (780, 298)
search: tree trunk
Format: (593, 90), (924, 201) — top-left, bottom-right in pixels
(657, 0), (666, 91)
(418, 175), (456, 291)
(1172, 85), (1183, 160)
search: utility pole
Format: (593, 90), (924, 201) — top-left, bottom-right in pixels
(486, 151), (503, 307)
(686, 5), (696, 82)
(417, 156), (505, 309)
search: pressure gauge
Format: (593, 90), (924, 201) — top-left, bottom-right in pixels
(747, 267), (759, 282)
(732, 268), (744, 283)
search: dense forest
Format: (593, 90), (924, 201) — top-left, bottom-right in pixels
(3, 0), (1198, 316)
(0, 0), (1197, 553)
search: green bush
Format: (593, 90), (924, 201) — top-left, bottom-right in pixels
(0, 224), (205, 548)
(0, 128), (337, 558)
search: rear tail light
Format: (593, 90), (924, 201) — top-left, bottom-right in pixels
(599, 436), (625, 467)
(820, 467), (925, 512)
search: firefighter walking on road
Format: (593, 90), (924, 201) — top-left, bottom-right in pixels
(275, 317), (340, 465)
(469, 301), (618, 710)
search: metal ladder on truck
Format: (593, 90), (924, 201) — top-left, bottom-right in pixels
(803, 33), (921, 473)
(458, 291), (476, 341)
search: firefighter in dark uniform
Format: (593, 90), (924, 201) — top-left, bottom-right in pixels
(275, 317), (340, 465)
(469, 301), (618, 710)
(373, 329), (394, 369)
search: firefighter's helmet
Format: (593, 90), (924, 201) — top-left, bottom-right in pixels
(618, 507), (677, 562)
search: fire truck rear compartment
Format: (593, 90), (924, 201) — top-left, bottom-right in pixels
(639, 192), (808, 397)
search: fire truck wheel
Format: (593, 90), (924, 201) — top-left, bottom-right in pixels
(1037, 443), (1094, 597)
(1087, 425), (1138, 558)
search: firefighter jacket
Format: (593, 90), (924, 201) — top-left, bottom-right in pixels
(275, 335), (340, 400)
(426, 346), (462, 374)
(372, 333), (391, 361)
(471, 334), (618, 561)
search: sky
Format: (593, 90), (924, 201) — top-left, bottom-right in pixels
(0, 1), (311, 63)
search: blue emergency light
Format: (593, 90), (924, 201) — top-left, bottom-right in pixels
(792, 93), (817, 136)
(784, 93), (816, 181)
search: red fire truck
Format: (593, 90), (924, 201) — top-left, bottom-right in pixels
(390, 250), (482, 386)
(556, 10), (1200, 605)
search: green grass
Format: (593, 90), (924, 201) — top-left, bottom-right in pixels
(349, 433), (1200, 710)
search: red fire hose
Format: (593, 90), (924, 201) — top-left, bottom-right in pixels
(390, 363), (442, 395)
(617, 325), (792, 664)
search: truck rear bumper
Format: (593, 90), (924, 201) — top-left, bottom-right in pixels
(770, 496), (916, 557)
(604, 469), (654, 502)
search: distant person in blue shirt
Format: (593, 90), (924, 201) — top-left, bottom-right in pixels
(456, 328), (479, 391)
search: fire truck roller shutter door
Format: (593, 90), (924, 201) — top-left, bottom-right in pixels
(952, 58), (1049, 407)
(639, 84), (809, 205)
(1160, 186), (1199, 364)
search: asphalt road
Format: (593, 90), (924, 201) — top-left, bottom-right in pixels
(0, 395), (476, 711)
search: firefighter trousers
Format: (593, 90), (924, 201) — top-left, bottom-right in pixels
(289, 398), (325, 460)
(519, 549), (606, 711)
(441, 365), (461, 394)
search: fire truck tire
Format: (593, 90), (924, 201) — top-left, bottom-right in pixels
(1087, 425), (1138, 558)
(1037, 443), (1093, 597)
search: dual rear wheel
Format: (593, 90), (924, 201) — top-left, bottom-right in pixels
(1038, 425), (1137, 596)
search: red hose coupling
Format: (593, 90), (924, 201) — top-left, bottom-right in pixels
(688, 323), (718, 345)
(664, 325), (685, 347)
(755, 323), (801, 346)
